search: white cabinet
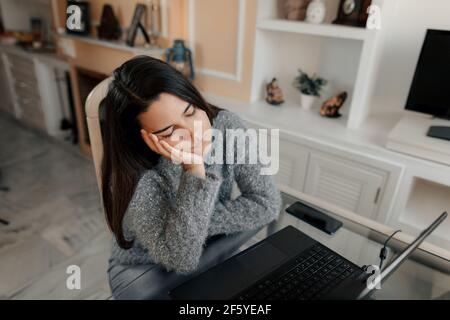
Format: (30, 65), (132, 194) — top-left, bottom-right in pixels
(304, 151), (386, 219)
(239, 117), (399, 221)
(0, 47), (70, 137)
(243, 121), (310, 191)
(275, 139), (309, 191)
(5, 52), (47, 131)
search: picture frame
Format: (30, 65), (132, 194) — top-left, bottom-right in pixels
(126, 4), (150, 47)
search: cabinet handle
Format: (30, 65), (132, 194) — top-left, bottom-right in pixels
(374, 187), (381, 204)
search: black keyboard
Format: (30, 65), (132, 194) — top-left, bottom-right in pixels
(236, 243), (358, 300)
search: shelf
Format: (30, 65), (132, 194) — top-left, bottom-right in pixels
(386, 112), (450, 166)
(401, 178), (450, 247)
(257, 19), (373, 41)
(57, 32), (166, 57)
(202, 91), (353, 143)
(253, 17), (380, 129)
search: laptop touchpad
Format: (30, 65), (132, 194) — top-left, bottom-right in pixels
(235, 242), (289, 278)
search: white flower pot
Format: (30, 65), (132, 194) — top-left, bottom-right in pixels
(300, 93), (317, 110)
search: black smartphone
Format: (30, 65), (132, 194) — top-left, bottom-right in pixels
(285, 201), (343, 235)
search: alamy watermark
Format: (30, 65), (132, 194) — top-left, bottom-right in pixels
(365, 265), (382, 290)
(66, 5), (84, 31)
(163, 120), (279, 176)
(66, 265), (81, 290)
(366, 5), (382, 30)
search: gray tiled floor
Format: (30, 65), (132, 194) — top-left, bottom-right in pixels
(0, 113), (111, 299)
(0, 112), (267, 300)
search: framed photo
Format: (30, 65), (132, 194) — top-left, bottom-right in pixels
(126, 4), (150, 47)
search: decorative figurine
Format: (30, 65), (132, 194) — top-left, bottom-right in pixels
(284, 0), (311, 21)
(320, 91), (348, 118)
(97, 4), (121, 40)
(266, 78), (285, 106)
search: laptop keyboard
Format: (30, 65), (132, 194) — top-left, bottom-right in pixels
(236, 243), (358, 300)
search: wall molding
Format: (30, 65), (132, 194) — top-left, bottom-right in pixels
(188, 0), (245, 82)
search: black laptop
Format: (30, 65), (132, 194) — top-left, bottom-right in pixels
(169, 210), (447, 300)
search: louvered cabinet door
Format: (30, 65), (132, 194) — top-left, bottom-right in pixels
(304, 152), (386, 218)
(274, 139), (309, 192)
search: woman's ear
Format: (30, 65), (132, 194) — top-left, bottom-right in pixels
(141, 129), (157, 153)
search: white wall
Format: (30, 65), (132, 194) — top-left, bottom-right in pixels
(0, 0), (51, 40)
(369, 0), (450, 115)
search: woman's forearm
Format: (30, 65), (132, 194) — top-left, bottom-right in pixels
(131, 169), (222, 274)
(207, 184), (281, 236)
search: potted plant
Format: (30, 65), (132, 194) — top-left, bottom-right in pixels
(293, 69), (327, 110)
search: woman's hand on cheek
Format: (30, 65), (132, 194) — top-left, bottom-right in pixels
(141, 129), (207, 178)
(140, 129), (176, 162)
(160, 140), (206, 178)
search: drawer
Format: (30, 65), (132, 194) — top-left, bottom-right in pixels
(7, 54), (38, 83)
(7, 53), (34, 71)
(11, 67), (38, 85)
(20, 96), (45, 118)
(14, 80), (41, 102)
(21, 108), (45, 125)
(18, 95), (44, 116)
(22, 112), (46, 131)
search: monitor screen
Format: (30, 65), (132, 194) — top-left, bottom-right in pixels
(406, 29), (450, 119)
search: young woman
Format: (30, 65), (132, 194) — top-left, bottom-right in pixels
(101, 55), (281, 299)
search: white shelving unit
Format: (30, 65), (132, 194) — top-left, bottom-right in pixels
(256, 19), (374, 41)
(227, 0), (450, 252)
(57, 32), (166, 57)
(250, 0), (387, 129)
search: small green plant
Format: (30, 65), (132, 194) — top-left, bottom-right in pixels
(293, 69), (327, 97)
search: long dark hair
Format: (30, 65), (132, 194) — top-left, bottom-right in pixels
(100, 55), (221, 249)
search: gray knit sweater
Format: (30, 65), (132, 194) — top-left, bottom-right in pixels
(110, 109), (282, 274)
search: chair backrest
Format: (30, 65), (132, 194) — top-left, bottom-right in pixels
(85, 77), (112, 194)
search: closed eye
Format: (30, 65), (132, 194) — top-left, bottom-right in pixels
(155, 104), (196, 138)
(160, 129), (174, 138)
(185, 104), (196, 117)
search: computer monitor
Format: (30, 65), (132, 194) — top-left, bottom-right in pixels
(405, 29), (450, 140)
(406, 29), (450, 118)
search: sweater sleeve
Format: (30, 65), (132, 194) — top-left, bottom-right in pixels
(127, 168), (222, 274)
(207, 114), (282, 236)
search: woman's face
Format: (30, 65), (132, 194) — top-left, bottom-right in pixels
(138, 93), (212, 153)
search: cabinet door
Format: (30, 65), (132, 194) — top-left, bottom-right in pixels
(6, 53), (46, 131)
(304, 152), (385, 218)
(275, 139), (309, 192)
(242, 121), (309, 193)
(0, 53), (15, 115)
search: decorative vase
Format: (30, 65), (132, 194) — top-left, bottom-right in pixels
(300, 93), (317, 110)
(306, 0), (326, 24)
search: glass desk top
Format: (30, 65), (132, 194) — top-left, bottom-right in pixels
(258, 192), (450, 300)
(108, 192), (450, 300)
